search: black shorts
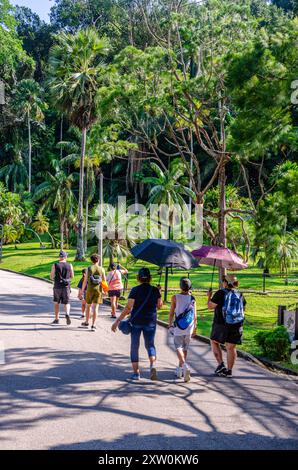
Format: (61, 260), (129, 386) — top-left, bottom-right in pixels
(211, 323), (243, 345)
(108, 290), (121, 298)
(53, 287), (71, 305)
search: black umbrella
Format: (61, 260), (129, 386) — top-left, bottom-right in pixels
(130, 239), (198, 301)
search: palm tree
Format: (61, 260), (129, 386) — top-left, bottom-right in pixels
(0, 150), (28, 193)
(61, 145), (101, 253)
(33, 165), (77, 250)
(48, 28), (109, 260)
(139, 160), (196, 239)
(266, 232), (298, 283)
(31, 211), (56, 248)
(13, 79), (47, 193)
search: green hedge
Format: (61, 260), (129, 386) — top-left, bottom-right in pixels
(255, 326), (290, 361)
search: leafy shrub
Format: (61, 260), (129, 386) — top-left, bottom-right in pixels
(255, 326), (290, 361)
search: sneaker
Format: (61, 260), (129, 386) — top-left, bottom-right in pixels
(52, 319), (59, 325)
(81, 322), (89, 328)
(183, 364), (191, 383)
(220, 368), (233, 378)
(175, 367), (183, 378)
(66, 315), (71, 325)
(214, 362), (226, 375)
(150, 367), (158, 381)
(91, 325), (97, 331)
(130, 373), (141, 381)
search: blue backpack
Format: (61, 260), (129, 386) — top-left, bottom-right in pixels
(223, 289), (244, 325)
(174, 298), (195, 330)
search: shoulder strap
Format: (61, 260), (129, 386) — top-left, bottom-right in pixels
(108, 270), (117, 284)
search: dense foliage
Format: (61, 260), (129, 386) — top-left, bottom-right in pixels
(0, 0), (297, 268)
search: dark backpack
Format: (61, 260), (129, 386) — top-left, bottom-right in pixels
(55, 263), (70, 287)
(223, 289), (244, 325)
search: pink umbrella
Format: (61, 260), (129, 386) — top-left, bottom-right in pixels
(191, 245), (248, 270)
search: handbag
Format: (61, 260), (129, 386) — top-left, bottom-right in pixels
(119, 286), (154, 335)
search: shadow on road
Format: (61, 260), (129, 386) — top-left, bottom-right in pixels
(0, 288), (298, 450)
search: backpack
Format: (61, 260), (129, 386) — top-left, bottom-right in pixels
(89, 267), (102, 286)
(55, 263), (70, 287)
(222, 289), (244, 325)
(174, 297), (195, 331)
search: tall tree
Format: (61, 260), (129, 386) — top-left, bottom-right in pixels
(13, 79), (47, 193)
(48, 27), (109, 260)
(33, 163), (77, 250)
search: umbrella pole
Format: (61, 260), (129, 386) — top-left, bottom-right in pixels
(210, 259), (216, 292)
(164, 267), (169, 302)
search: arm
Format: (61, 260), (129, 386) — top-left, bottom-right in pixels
(157, 297), (163, 310)
(208, 300), (218, 310)
(192, 301), (197, 337)
(111, 299), (135, 332)
(169, 296), (176, 328)
(50, 264), (55, 281)
(119, 265), (128, 275)
(70, 264), (74, 279)
(207, 289), (217, 310)
(82, 273), (88, 293)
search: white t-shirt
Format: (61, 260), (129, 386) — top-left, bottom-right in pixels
(173, 294), (195, 337)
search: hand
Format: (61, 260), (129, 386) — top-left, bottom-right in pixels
(191, 332), (197, 338)
(207, 288), (212, 298)
(111, 320), (119, 333)
(168, 325), (174, 336)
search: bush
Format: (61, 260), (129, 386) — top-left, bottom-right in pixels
(255, 326), (290, 361)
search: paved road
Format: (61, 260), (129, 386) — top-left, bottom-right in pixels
(0, 270), (297, 450)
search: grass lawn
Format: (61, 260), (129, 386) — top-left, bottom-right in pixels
(1, 240), (298, 372)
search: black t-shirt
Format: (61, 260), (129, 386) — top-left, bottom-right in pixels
(211, 289), (246, 325)
(128, 284), (161, 326)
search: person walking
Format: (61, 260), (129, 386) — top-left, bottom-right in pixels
(81, 254), (106, 331)
(168, 278), (197, 382)
(111, 267), (162, 381)
(78, 268), (87, 319)
(50, 251), (74, 325)
(207, 274), (246, 378)
(106, 262), (128, 319)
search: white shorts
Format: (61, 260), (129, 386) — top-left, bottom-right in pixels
(174, 335), (191, 351)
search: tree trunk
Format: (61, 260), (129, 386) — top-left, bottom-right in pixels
(28, 111), (32, 193)
(60, 114), (63, 159)
(85, 197), (89, 253)
(60, 218), (65, 251)
(76, 127), (87, 261)
(218, 163), (227, 286)
(218, 91), (227, 287)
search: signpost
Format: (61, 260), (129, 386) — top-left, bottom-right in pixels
(278, 304), (298, 342)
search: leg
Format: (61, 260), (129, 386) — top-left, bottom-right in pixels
(226, 342), (237, 371)
(211, 340), (224, 365)
(92, 303), (99, 327)
(64, 303), (70, 316)
(85, 304), (91, 324)
(111, 297), (116, 317)
(176, 348), (186, 367)
(82, 299), (86, 316)
(130, 326), (142, 373)
(143, 326), (157, 367)
(54, 302), (60, 321)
